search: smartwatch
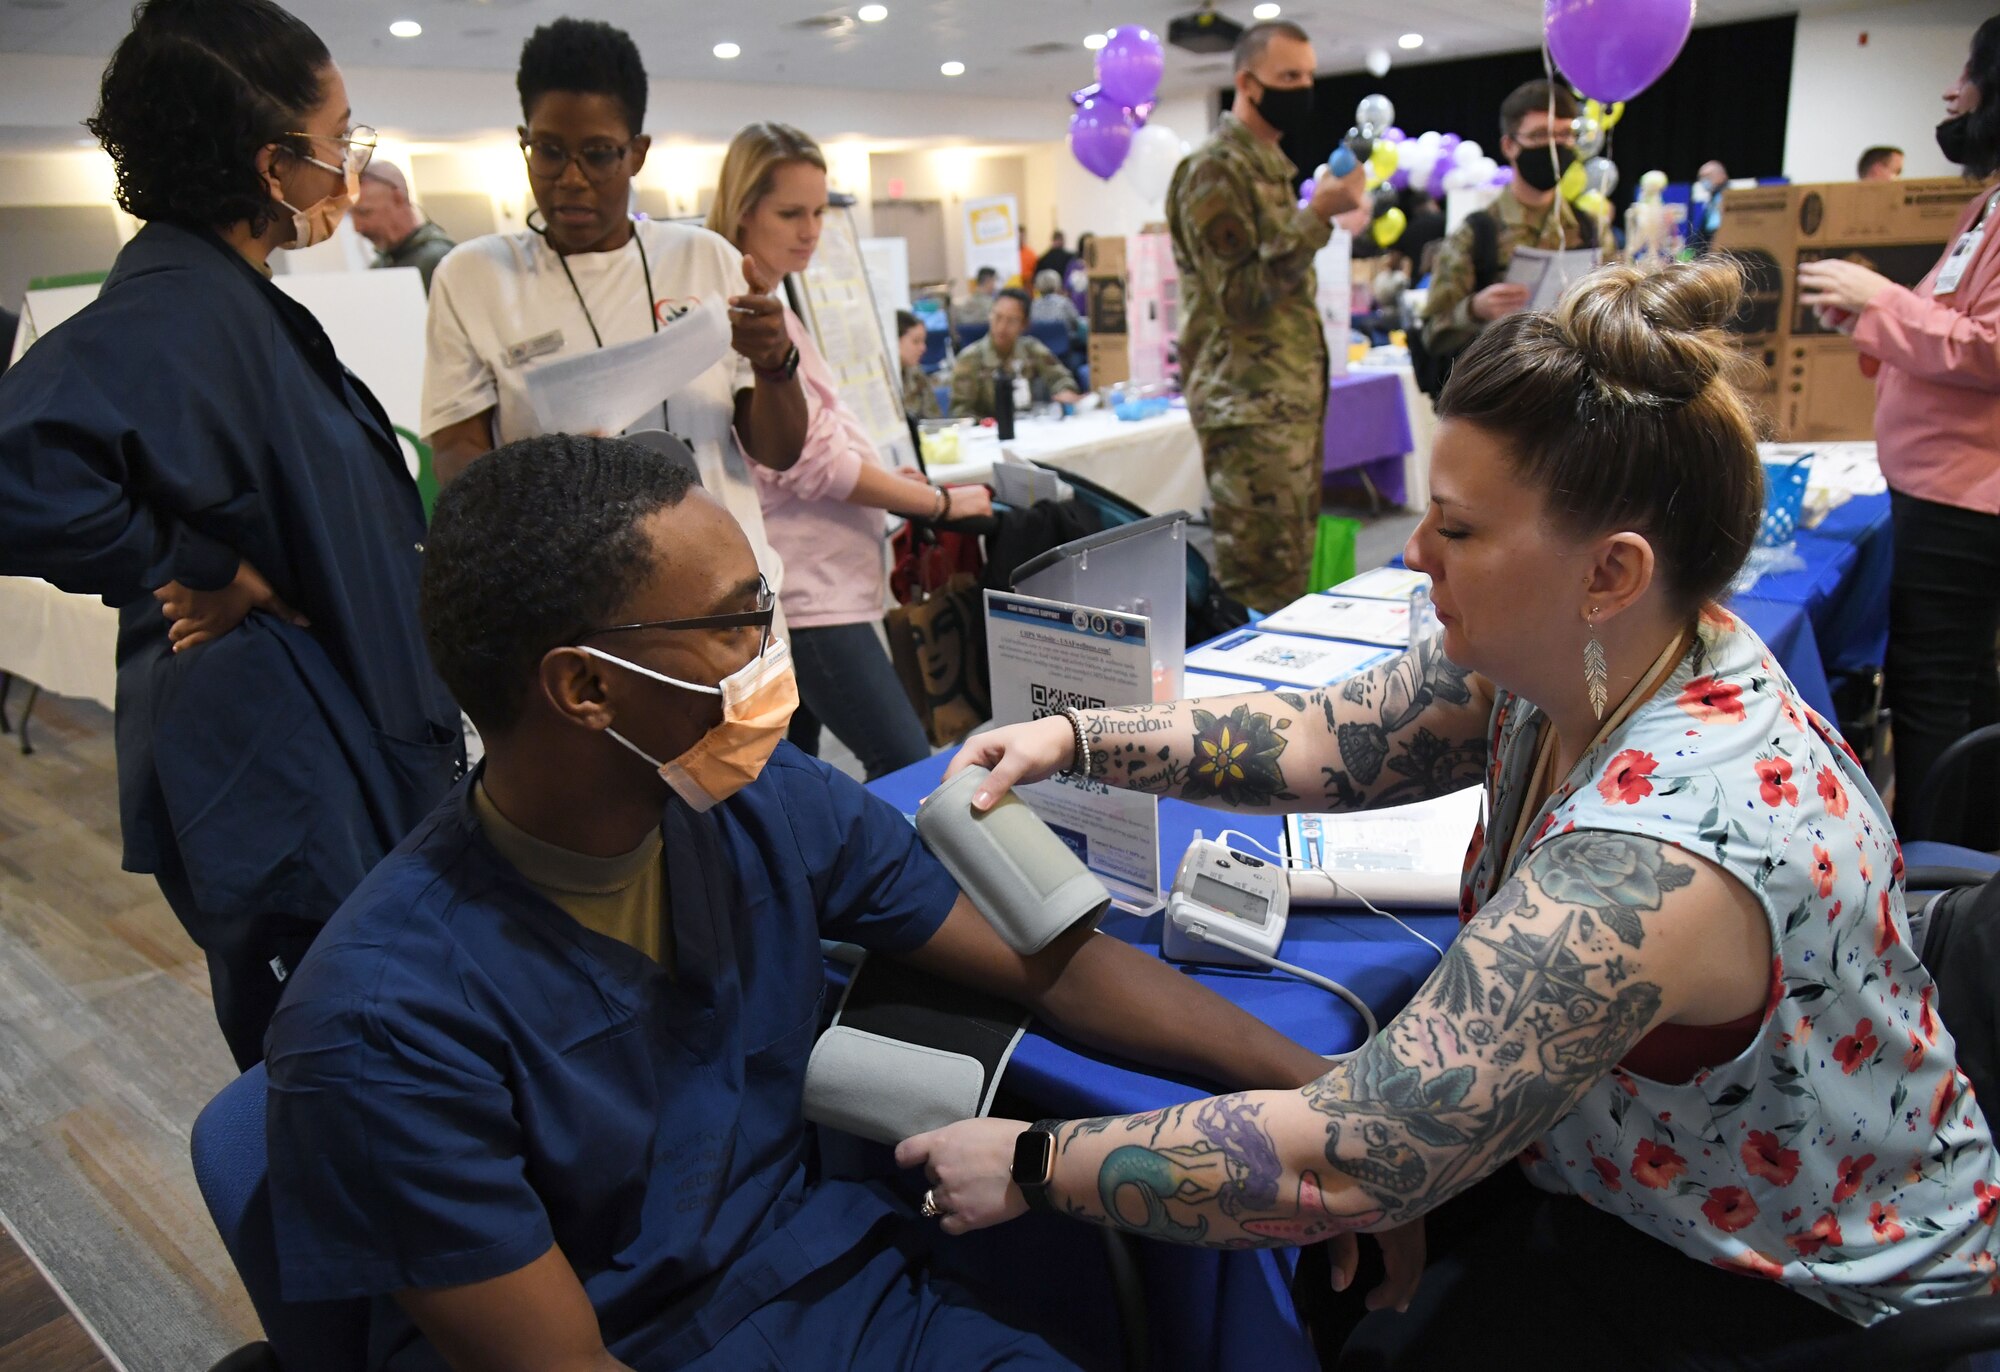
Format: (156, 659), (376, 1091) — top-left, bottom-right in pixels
(1011, 1119), (1064, 1213)
(754, 343), (801, 383)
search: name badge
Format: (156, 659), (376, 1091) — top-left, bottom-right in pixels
(504, 328), (565, 368)
(1935, 227), (1983, 296)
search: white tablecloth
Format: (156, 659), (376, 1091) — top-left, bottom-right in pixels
(0, 578), (119, 710)
(1350, 360), (1435, 511)
(928, 409), (1209, 517)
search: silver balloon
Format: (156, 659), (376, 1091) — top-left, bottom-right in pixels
(1356, 94), (1396, 135)
(1572, 114), (1605, 160)
(1583, 156), (1619, 198)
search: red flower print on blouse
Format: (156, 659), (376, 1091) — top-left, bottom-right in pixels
(1891, 847), (1905, 885)
(1711, 1250), (1786, 1281)
(1875, 891), (1900, 956)
(1905, 1031), (1926, 1073)
(1590, 1155), (1622, 1192)
(1833, 1019), (1879, 1075)
(1741, 1131), (1800, 1187)
(1832, 1153), (1877, 1205)
(1677, 676), (1746, 724)
(1598, 749), (1659, 805)
(1702, 1186), (1760, 1233)
(1931, 1072), (1960, 1129)
(1784, 1211), (1845, 1257)
(1810, 845), (1837, 900)
(1823, 898), (1842, 926)
(1869, 1202), (1906, 1244)
(1699, 605), (1738, 632)
(1756, 756), (1799, 807)
(1631, 1138), (1687, 1190)
(1816, 765), (1849, 818)
(1976, 1180), (1999, 1227)
(1919, 985), (1938, 1043)
(1778, 694), (1805, 732)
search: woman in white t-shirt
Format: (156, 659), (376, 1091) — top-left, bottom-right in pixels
(421, 19), (805, 594)
(706, 123), (991, 779)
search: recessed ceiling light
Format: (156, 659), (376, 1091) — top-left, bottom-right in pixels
(389, 19), (421, 38)
(1252, 3), (1281, 18)
(1083, 33), (1108, 50)
(1398, 32), (1424, 49)
(940, 60), (965, 76)
(857, 3), (887, 20)
(713, 41), (741, 59)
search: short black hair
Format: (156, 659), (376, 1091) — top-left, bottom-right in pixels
(87, 0), (331, 234)
(421, 434), (696, 733)
(517, 17), (648, 134)
(1235, 19), (1310, 74)
(993, 287), (1032, 318)
(896, 308), (923, 335)
(975, 266), (998, 283)
(1499, 79), (1579, 142)
(1958, 16), (2000, 179)
(1857, 145), (1903, 177)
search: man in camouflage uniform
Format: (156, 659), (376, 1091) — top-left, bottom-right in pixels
(949, 288), (1081, 420)
(1168, 20), (1366, 611)
(1422, 81), (1597, 363)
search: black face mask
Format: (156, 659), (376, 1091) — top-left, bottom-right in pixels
(1249, 79), (1315, 136)
(1937, 112), (1975, 167)
(1513, 142), (1577, 193)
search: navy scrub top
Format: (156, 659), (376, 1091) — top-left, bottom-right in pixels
(265, 743), (960, 1370)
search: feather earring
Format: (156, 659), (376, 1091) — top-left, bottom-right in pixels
(1583, 609), (1609, 721)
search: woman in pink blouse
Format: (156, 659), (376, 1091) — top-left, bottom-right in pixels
(1800, 16), (2000, 847)
(707, 124), (991, 779)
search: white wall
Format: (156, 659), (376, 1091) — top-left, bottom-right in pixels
(1784, 0), (1990, 184)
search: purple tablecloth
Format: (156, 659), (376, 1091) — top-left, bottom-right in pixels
(1322, 369), (1412, 506)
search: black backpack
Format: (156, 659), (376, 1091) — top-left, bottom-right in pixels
(1410, 208), (1599, 400)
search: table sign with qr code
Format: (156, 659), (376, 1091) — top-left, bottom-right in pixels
(984, 590), (1161, 911)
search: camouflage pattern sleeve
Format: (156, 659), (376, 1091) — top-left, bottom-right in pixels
(1177, 156), (1332, 328)
(949, 347), (988, 418)
(1023, 338), (1080, 396)
(1420, 221), (1482, 358)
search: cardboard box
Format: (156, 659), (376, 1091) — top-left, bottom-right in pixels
(1714, 176), (1972, 440)
(1085, 235), (1130, 389)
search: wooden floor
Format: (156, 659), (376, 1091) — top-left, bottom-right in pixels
(0, 1219), (117, 1372)
(0, 692), (257, 1371)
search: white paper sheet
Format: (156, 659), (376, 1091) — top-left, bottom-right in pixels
(1258, 594), (1412, 647)
(1183, 670), (1266, 697)
(1329, 566), (1431, 603)
(1285, 785), (1486, 908)
(523, 299), (731, 437)
(1505, 246), (1604, 314)
(1184, 630), (1396, 688)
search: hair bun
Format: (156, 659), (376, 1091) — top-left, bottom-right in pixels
(1554, 258), (1746, 404)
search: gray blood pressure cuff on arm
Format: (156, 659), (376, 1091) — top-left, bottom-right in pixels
(803, 954), (1030, 1146)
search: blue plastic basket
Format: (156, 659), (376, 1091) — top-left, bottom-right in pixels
(1758, 456), (1811, 547)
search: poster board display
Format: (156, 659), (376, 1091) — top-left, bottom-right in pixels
(796, 204), (920, 470)
(1125, 228), (1178, 390)
(963, 194), (1021, 289)
(1086, 234), (1130, 390)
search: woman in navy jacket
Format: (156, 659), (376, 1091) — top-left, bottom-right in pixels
(0, 0), (461, 1067)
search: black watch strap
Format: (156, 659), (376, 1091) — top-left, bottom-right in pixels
(754, 343), (801, 382)
(1013, 1119), (1064, 1213)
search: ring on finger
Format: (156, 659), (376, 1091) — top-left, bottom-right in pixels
(920, 1188), (948, 1220)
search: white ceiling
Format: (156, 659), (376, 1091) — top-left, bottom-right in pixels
(0, 0), (1861, 102)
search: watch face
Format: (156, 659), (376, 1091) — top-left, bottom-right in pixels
(1011, 1127), (1055, 1185)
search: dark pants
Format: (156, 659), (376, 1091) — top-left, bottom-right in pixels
(152, 845), (322, 1070)
(1311, 1167), (1872, 1372)
(787, 621), (932, 781)
(1886, 491), (2000, 848)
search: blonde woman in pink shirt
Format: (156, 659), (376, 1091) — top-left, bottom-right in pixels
(1800, 15), (2000, 847)
(708, 124), (992, 779)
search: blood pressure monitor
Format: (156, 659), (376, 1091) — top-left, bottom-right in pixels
(1162, 836), (1291, 968)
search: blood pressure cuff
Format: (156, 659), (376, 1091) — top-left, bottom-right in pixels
(803, 954), (1030, 1146)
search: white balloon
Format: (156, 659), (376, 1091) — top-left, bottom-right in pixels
(1583, 155), (1619, 198)
(1365, 48), (1391, 78)
(1418, 129), (1442, 148)
(1452, 139), (1484, 166)
(1356, 93), (1395, 132)
(1122, 123), (1182, 201)
(1470, 156), (1498, 182)
(1399, 146), (1435, 184)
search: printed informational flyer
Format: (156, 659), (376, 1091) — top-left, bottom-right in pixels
(1184, 630), (1396, 688)
(1257, 593), (1412, 647)
(1285, 786), (1486, 908)
(985, 591), (1161, 908)
(1183, 670), (1265, 697)
(1329, 565), (1431, 603)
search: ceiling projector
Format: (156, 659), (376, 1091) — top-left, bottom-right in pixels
(1168, 6), (1244, 55)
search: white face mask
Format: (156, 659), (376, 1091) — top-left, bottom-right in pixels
(279, 153), (359, 249)
(579, 638), (799, 812)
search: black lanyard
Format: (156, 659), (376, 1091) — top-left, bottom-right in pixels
(553, 228), (658, 348)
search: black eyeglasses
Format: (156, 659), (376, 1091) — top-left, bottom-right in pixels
(578, 576), (776, 657)
(522, 138), (632, 183)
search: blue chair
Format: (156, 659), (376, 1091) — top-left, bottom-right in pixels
(1027, 318), (1076, 366)
(191, 1064), (369, 1372)
(955, 319), (988, 351)
(1905, 723), (2000, 864)
(920, 319), (948, 372)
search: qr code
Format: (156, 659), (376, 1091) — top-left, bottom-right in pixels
(1030, 683), (1106, 718)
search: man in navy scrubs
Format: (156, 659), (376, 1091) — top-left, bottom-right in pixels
(265, 433), (1334, 1370)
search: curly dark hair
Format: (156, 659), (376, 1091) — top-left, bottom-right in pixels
(517, 18), (648, 134)
(1956, 15), (2000, 180)
(422, 435), (695, 734)
(86, 0), (330, 234)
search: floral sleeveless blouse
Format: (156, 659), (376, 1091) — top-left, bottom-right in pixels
(1458, 607), (1999, 1323)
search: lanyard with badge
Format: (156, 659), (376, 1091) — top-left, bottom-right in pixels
(552, 228), (668, 431)
(1935, 186), (2000, 296)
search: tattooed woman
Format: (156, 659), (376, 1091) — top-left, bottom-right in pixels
(900, 259), (2000, 1369)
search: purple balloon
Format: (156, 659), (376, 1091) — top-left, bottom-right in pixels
(1383, 126), (1407, 143)
(1070, 82), (1101, 107)
(1437, 133), (1461, 157)
(1490, 165), (1516, 186)
(1425, 158), (1451, 200)
(1070, 97), (1135, 180)
(1130, 99), (1155, 127)
(1388, 166), (1411, 191)
(1096, 24), (1165, 108)
(1545, 0), (1694, 102)
(1299, 176), (1318, 200)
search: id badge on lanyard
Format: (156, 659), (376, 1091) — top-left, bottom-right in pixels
(1935, 190), (2000, 296)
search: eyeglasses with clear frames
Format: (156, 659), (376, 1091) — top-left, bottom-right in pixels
(579, 575), (777, 658)
(284, 125), (377, 178)
(521, 138), (633, 183)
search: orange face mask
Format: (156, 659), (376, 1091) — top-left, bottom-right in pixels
(581, 639), (799, 812)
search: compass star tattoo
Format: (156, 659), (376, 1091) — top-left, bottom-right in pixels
(1464, 911), (1609, 1031)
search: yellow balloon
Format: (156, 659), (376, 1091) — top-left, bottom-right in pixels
(1559, 158), (1589, 201)
(1573, 191), (1611, 223)
(1602, 101), (1627, 131)
(1366, 164), (1383, 190)
(1371, 207), (1408, 248)
(1369, 140), (1400, 181)
(1584, 98), (1604, 123)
